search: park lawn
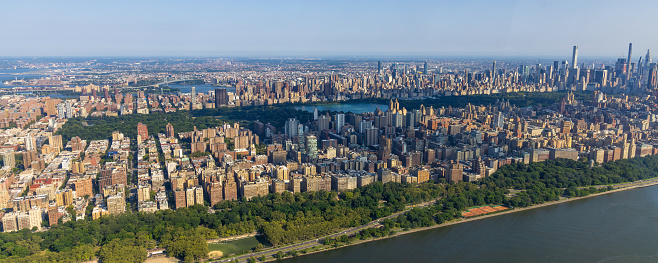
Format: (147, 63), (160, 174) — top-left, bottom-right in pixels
(208, 243), (239, 256)
(208, 236), (268, 256)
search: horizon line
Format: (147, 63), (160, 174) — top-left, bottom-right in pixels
(0, 55), (624, 60)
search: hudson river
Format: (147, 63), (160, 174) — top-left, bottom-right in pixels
(283, 185), (658, 263)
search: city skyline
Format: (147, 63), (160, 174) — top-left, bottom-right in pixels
(2, 0), (658, 57)
(4, 1), (658, 260)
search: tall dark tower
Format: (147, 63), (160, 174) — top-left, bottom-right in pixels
(377, 61), (382, 74)
(423, 61), (428, 75)
(648, 63), (658, 89)
(392, 63), (398, 78)
(645, 50), (652, 69)
(491, 61), (497, 82)
(627, 43), (633, 85)
(214, 88), (228, 108)
(571, 46), (578, 69)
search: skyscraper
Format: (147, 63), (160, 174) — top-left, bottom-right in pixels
(365, 127), (378, 147)
(645, 50), (652, 69)
(284, 118), (299, 138)
(644, 49), (652, 84)
(391, 64), (396, 79)
(104, 88), (110, 102)
(648, 63), (658, 89)
(571, 46), (578, 69)
(334, 113), (345, 134)
(494, 112), (504, 128)
(317, 114), (330, 131)
(25, 134), (35, 151)
(627, 43), (633, 84)
(423, 61), (428, 75)
(45, 99), (57, 116)
(190, 86), (196, 105)
(214, 88), (228, 108)
(519, 65), (529, 78)
(306, 135), (318, 160)
(65, 101), (73, 118)
(57, 103), (66, 119)
(377, 61), (382, 74)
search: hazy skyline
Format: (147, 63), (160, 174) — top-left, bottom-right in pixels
(2, 0), (657, 57)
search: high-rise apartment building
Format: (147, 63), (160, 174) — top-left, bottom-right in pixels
(306, 135), (317, 160)
(137, 122), (148, 141)
(166, 123), (174, 138)
(334, 113), (345, 133)
(2, 152), (14, 169)
(24, 134), (35, 151)
(49, 135), (63, 150)
(214, 88), (228, 107)
(447, 161), (463, 183)
(317, 115), (330, 131)
(285, 118), (299, 138)
(107, 193), (125, 215)
(190, 86), (196, 105)
(45, 99), (57, 116)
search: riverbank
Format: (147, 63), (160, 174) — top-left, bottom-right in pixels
(260, 179), (658, 263)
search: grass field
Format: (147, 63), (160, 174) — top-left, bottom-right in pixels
(208, 243), (240, 256)
(208, 236), (268, 256)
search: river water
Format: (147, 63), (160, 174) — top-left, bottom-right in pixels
(283, 185), (658, 263)
(0, 69), (45, 88)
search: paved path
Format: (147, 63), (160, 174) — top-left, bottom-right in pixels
(212, 178), (658, 262)
(210, 198), (440, 263)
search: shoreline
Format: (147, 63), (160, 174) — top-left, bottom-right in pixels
(265, 179), (658, 262)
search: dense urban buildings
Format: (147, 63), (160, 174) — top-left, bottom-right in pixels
(0, 46), (657, 238)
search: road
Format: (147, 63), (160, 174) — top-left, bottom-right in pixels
(211, 198), (440, 263)
(606, 177), (658, 190)
(213, 178), (658, 262)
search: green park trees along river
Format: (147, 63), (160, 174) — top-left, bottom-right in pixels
(3, 155), (658, 262)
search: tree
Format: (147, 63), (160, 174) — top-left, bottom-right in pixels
(163, 229), (209, 261)
(7, 154), (658, 262)
(66, 205), (76, 218)
(98, 239), (147, 263)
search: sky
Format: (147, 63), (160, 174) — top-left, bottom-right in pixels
(1, 0), (657, 57)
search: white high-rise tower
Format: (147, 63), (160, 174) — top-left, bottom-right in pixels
(191, 86), (196, 105)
